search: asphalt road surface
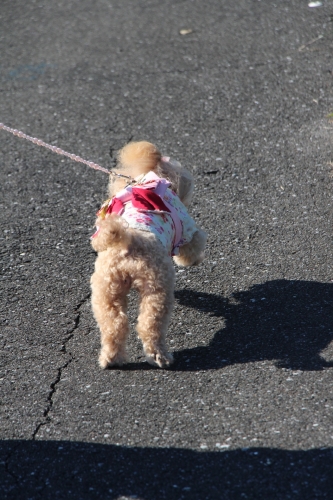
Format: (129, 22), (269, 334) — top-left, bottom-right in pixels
(1, 1), (333, 499)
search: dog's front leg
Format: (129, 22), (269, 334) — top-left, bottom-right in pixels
(173, 228), (207, 267)
(91, 263), (130, 368)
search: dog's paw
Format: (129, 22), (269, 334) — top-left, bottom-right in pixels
(145, 350), (174, 369)
(99, 349), (128, 369)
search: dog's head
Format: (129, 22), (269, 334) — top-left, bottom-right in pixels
(108, 141), (194, 207)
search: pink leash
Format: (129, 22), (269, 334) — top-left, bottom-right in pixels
(0, 122), (133, 181)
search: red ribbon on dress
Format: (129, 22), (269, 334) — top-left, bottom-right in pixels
(131, 188), (171, 213)
(106, 187), (171, 215)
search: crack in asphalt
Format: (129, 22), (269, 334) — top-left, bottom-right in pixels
(31, 292), (91, 441)
(109, 135), (134, 167)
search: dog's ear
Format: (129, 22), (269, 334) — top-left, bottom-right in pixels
(177, 168), (194, 207)
(108, 175), (129, 198)
(158, 159), (194, 207)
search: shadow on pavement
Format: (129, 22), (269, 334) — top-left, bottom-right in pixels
(174, 280), (333, 371)
(1, 440), (333, 500)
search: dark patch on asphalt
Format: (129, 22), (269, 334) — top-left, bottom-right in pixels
(1, 440), (333, 500)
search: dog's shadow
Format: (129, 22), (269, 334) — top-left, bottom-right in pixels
(173, 279), (333, 371)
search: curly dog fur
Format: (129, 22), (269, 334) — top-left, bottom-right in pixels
(91, 141), (206, 368)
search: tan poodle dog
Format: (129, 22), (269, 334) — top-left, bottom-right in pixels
(90, 141), (206, 368)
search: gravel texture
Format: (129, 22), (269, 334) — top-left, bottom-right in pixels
(1, 0), (333, 499)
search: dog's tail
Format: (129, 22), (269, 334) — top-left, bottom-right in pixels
(91, 214), (131, 253)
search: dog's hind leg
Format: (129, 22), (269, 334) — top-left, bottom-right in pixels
(135, 261), (175, 368)
(91, 265), (130, 368)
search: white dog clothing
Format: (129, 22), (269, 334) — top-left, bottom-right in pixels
(96, 171), (197, 255)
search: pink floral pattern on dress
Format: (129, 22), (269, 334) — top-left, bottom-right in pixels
(120, 173), (197, 255)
